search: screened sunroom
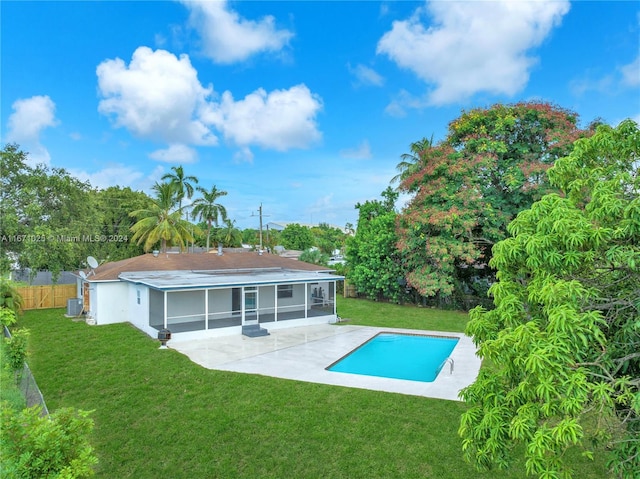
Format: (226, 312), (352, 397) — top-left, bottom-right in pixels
(120, 269), (341, 338)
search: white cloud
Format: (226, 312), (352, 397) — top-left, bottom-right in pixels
(620, 55), (640, 87)
(97, 46), (217, 146)
(148, 143), (198, 163)
(340, 140), (372, 159)
(202, 84), (323, 150)
(97, 47), (322, 154)
(70, 164), (145, 190)
(6, 95), (58, 166)
(347, 63), (384, 87)
(233, 146), (255, 163)
(70, 164), (165, 193)
(182, 0), (293, 64)
(384, 89), (430, 117)
(377, 0), (570, 105)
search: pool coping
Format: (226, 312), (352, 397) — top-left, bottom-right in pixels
(169, 324), (482, 401)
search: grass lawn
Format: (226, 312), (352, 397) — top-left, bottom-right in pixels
(17, 298), (609, 478)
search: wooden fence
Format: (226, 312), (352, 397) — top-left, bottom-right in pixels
(17, 284), (77, 310)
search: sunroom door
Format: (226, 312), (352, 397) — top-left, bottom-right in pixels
(242, 287), (258, 325)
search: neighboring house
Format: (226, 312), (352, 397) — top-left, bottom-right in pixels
(76, 251), (343, 341)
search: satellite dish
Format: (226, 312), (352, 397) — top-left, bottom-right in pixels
(79, 271), (87, 279)
(87, 256), (99, 269)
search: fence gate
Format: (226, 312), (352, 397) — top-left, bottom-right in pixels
(17, 284), (77, 310)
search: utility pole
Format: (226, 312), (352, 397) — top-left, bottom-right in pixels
(259, 203), (263, 250)
(251, 203), (270, 251)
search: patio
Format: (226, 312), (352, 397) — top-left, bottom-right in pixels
(169, 323), (482, 401)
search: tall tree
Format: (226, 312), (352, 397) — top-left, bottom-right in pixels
(92, 186), (152, 261)
(397, 102), (588, 306)
(161, 165), (198, 215)
(129, 182), (195, 253)
(280, 224), (314, 251)
(460, 120), (639, 479)
(190, 185), (228, 251)
(345, 187), (406, 303)
(391, 135), (434, 187)
(310, 223), (346, 255)
(1, 144), (101, 279)
(217, 219), (242, 247)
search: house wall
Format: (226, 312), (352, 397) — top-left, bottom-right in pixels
(127, 284), (152, 335)
(93, 282), (129, 325)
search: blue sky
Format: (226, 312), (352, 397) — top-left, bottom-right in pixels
(2, 1), (639, 230)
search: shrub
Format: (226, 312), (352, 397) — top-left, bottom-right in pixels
(4, 328), (29, 372)
(0, 405), (98, 478)
(0, 307), (18, 328)
(0, 281), (24, 315)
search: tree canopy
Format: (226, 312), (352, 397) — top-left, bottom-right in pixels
(346, 187), (407, 303)
(1, 144), (101, 278)
(191, 185), (227, 251)
(129, 182), (196, 253)
(280, 223), (314, 251)
(396, 102), (588, 305)
(460, 119), (639, 479)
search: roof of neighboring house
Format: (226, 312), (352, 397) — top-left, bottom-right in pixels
(83, 251), (333, 281)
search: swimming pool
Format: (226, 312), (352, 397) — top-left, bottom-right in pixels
(326, 332), (459, 382)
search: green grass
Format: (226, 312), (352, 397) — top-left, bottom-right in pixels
(17, 300), (609, 478)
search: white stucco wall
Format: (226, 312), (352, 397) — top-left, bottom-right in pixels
(128, 284), (152, 334)
(93, 281), (129, 325)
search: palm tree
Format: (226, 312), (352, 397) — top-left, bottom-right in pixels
(191, 185), (228, 251)
(161, 166), (199, 216)
(391, 135), (434, 186)
(129, 182), (195, 253)
(218, 218), (242, 247)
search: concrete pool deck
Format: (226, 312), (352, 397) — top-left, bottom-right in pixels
(169, 323), (482, 401)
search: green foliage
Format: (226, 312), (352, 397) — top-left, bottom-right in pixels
(298, 248), (329, 266)
(460, 119), (640, 478)
(191, 185), (227, 251)
(161, 165), (198, 215)
(391, 135), (434, 186)
(280, 223), (314, 250)
(397, 103), (588, 304)
(216, 219), (242, 247)
(0, 404), (98, 478)
(4, 328), (29, 372)
(0, 340), (26, 411)
(129, 182), (197, 253)
(0, 282), (24, 315)
(309, 223), (346, 254)
(346, 188), (407, 303)
(1, 144), (101, 279)
(91, 186), (151, 261)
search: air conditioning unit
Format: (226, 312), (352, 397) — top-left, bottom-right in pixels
(67, 298), (83, 316)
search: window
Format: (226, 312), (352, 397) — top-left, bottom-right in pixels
(136, 289), (141, 305)
(278, 284), (293, 298)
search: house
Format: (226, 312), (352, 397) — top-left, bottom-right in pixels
(77, 251), (344, 341)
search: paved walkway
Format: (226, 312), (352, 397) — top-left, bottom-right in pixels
(169, 323), (481, 401)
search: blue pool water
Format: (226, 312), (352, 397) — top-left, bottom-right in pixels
(327, 333), (459, 383)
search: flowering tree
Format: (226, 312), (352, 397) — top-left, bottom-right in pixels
(397, 102), (588, 305)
